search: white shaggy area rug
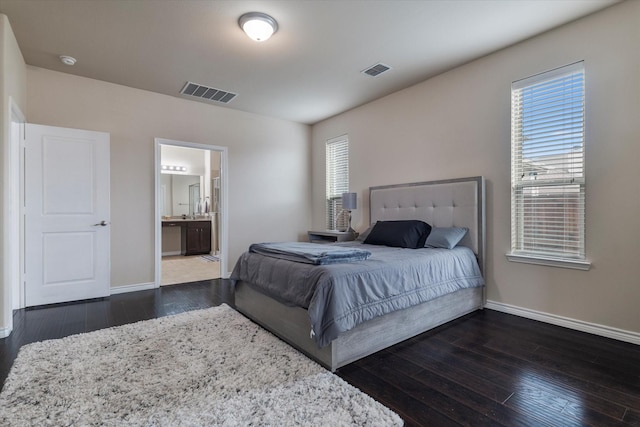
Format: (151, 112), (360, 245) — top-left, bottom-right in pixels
(0, 304), (402, 426)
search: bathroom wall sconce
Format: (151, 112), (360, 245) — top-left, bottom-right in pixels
(161, 165), (187, 173)
(238, 12), (278, 42)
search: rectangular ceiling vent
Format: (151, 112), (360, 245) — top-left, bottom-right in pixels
(362, 63), (392, 77)
(180, 81), (237, 104)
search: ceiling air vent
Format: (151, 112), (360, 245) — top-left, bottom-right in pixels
(362, 63), (392, 77)
(180, 81), (237, 104)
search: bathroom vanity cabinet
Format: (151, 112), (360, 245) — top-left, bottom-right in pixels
(184, 220), (212, 255)
(162, 219), (212, 256)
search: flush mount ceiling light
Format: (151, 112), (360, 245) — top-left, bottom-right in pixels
(238, 12), (278, 42)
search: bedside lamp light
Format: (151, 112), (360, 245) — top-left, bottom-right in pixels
(341, 192), (357, 233)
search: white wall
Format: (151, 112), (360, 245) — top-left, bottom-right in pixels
(26, 67), (311, 288)
(161, 145), (206, 176)
(311, 1), (640, 335)
(0, 14), (26, 335)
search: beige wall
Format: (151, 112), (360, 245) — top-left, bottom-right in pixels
(27, 67), (311, 288)
(311, 1), (640, 335)
(0, 14), (26, 334)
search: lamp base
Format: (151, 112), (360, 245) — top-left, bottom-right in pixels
(336, 209), (350, 232)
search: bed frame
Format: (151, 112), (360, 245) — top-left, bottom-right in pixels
(235, 176), (486, 371)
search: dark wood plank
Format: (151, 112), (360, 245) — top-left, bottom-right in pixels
(391, 345), (514, 404)
(453, 332), (640, 414)
(457, 314), (640, 388)
(353, 355), (508, 426)
(394, 335), (625, 426)
(425, 335), (627, 421)
(624, 408), (640, 426)
(479, 310), (640, 363)
(468, 331), (640, 403)
(2, 284), (639, 426)
(59, 301), (89, 336)
(85, 299), (114, 332)
(366, 351), (559, 427)
(338, 363), (461, 426)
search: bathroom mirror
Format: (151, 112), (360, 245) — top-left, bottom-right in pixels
(160, 174), (205, 216)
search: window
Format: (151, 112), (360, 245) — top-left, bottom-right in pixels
(509, 62), (590, 270)
(326, 135), (349, 230)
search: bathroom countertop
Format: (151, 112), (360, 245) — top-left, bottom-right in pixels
(161, 217), (212, 223)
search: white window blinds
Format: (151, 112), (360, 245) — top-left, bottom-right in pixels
(326, 135), (349, 230)
(511, 62), (586, 260)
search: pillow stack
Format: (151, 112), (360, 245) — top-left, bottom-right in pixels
(361, 221), (468, 250)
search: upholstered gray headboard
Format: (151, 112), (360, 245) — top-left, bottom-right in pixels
(369, 176), (486, 274)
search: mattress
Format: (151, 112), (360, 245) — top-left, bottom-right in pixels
(230, 241), (484, 348)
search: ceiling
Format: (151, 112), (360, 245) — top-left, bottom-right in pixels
(0, 0), (619, 125)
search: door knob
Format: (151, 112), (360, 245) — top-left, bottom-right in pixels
(93, 220), (109, 226)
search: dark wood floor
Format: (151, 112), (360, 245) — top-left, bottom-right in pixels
(1, 280), (639, 426)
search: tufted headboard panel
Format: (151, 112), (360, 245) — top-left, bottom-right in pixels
(369, 176), (485, 274)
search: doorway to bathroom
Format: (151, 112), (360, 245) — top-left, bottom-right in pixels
(154, 138), (228, 287)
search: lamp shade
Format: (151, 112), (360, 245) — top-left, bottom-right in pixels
(341, 192), (357, 210)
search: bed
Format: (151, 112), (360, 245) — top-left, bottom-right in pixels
(232, 176), (486, 371)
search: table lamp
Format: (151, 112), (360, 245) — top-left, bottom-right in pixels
(341, 192), (357, 234)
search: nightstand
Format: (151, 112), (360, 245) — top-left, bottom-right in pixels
(308, 230), (358, 244)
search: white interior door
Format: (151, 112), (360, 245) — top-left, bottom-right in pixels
(25, 124), (110, 306)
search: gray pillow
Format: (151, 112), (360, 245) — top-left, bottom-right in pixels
(425, 227), (468, 249)
(356, 222), (376, 242)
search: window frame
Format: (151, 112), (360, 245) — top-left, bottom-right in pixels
(507, 62), (591, 271)
(325, 135), (349, 230)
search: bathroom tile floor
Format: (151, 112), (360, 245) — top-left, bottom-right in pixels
(161, 255), (220, 286)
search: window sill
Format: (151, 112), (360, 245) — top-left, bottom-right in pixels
(506, 253), (591, 271)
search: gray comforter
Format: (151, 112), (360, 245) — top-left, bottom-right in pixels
(230, 242), (484, 348)
(249, 242), (372, 265)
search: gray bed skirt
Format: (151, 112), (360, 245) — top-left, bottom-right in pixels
(235, 280), (484, 372)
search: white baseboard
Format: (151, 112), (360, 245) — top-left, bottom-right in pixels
(110, 282), (157, 295)
(162, 251), (181, 257)
(485, 300), (640, 346)
(0, 325), (12, 338)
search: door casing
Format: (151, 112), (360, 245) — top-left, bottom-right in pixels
(2, 98), (25, 337)
(154, 138), (229, 286)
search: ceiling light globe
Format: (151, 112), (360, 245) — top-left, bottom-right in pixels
(239, 12), (278, 42)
